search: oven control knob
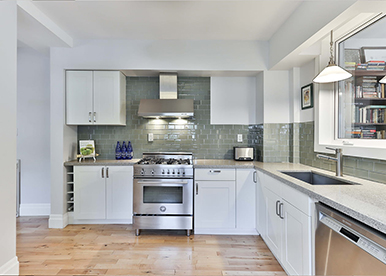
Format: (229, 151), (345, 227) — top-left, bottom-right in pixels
(151, 169), (155, 175)
(177, 170), (180, 174)
(162, 170), (165, 174)
(167, 170), (170, 174)
(182, 170), (185, 175)
(141, 168), (145, 175)
(172, 170), (175, 174)
(160, 206), (166, 212)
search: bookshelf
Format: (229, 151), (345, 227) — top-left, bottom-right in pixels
(344, 69), (386, 139)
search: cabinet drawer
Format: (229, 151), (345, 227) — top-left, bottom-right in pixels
(195, 168), (235, 181)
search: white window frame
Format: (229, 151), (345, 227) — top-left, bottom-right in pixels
(315, 14), (386, 160)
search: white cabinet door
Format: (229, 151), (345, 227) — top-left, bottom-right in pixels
(66, 71), (93, 125)
(263, 186), (282, 259)
(256, 171), (266, 238)
(210, 77), (257, 125)
(93, 71), (125, 125)
(74, 166), (106, 220)
(236, 169), (256, 229)
(282, 200), (312, 276)
(106, 166), (133, 220)
(195, 180), (236, 229)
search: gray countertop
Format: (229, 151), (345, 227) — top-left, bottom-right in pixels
(64, 159), (140, 166)
(65, 158), (386, 234)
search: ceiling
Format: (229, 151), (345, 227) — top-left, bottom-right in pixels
(31, 0), (302, 41)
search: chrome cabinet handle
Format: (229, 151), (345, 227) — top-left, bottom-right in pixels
(101, 167), (104, 178)
(253, 171), (257, 183)
(196, 183), (198, 195)
(276, 200), (280, 216)
(88, 112), (92, 122)
(93, 112), (96, 122)
(209, 170), (221, 173)
(279, 202), (284, 219)
(106, 167), (109, 178)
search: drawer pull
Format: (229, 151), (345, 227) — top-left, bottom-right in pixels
(209, 170), (221, 173)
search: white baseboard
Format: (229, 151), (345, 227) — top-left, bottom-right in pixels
(194, 228), (259, 235)
(20, 203), (50, 216)
(48, 213), (69, 229)
(0, 257), (19, 275)
(68, 212), (132, 224)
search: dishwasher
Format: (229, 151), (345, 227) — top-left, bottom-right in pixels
(316, 203), (386, 275)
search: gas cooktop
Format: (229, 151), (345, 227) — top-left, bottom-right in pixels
(134, 152), (193, 178)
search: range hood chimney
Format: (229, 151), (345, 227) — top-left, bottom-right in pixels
(138, 73), (194, 118)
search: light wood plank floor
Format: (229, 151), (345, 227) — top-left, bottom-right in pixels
(17, 217), (286, 276)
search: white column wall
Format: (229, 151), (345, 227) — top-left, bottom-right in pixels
(0, 1), (19, 274)
(299, 59), (315, 123)
(17, 47), (51, 216)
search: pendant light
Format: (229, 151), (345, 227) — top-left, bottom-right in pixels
(313, 30), (352, 83)
(379, 76), (386, 84)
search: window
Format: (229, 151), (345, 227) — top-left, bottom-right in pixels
(315, 14), (386, 160)
(337, 16), (386, 140)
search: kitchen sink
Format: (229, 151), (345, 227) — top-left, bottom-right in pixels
(281, 171), (355, 185)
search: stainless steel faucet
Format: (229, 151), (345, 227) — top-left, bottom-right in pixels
(316, 147), (343, 176)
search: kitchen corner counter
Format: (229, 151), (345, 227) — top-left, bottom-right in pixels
(252, 162), (386, 235)
(64, 159), (140, 166)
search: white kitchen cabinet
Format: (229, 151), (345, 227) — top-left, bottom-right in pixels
(66, 71), (126, 125)
(236, 169), (256, 231)
(74, 166), (106, 219)
(210, 77), (258, 125)
(255, 171), (266, 238)
(74, 166), (133, 222)
(106, 166), (133, 220)
(281, 199), (312, 276)
(194, 180), (236, 229)
(259, 171), (312, 276)
(263, 186), (283, 258)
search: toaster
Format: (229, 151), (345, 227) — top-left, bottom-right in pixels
(234, 147), (254, 161)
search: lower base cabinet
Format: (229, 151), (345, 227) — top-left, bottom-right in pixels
(195, 180), (236, 229)
(194, 168), (257, 234)
(74, 166), (133, 221)
(257, 171), (312, 276)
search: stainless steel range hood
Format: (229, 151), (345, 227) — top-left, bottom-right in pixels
(138, 73), (194, 118)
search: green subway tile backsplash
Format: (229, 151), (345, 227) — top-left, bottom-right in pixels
(297, 121), (386, 184)
(78, 77), (253, 160)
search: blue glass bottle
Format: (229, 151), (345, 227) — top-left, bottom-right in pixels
(121, 141), (128, 160)
(115, 141), (122, 160)
(127, 141), (133, 160)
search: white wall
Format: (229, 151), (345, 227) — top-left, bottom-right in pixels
(17, 47), (50, 216)
(269, 1), (356, 69)
(0, 1), (19, 275)
(210, 77), (257, 125)
(263, 71), (290, 124)
(298, 59), (315, 123)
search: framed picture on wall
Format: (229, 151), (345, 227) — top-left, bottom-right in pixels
(301, 83), (313, 110)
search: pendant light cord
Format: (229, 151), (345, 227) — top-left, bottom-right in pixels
(329, 30), (334, 65)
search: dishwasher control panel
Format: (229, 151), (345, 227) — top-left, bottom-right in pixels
(320, 212), (386, 265)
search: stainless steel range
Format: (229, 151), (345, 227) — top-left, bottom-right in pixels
(133, 152), (194, 236)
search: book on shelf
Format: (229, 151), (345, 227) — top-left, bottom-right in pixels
(367, 60), (386, 71)
(345, 62), (356, 70)
(357, 105), (386, 124)
(356, 63), (368, 70)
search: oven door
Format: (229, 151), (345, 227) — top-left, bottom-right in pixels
(133, 178), (193, 215)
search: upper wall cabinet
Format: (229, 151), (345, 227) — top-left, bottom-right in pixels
(66, 71), (126, 125)
(210, 77), (259, 125)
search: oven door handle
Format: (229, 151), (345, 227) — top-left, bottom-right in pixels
(136, 181), (189, 185)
